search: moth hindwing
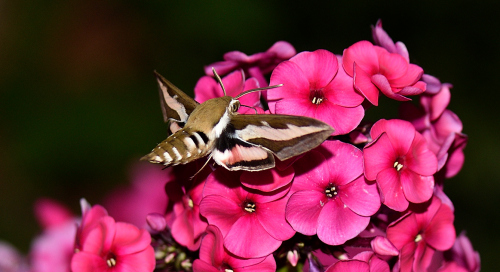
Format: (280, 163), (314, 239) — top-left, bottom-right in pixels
(142, 71), (334, 171)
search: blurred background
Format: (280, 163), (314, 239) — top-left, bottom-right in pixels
(0, 0), (498, 270)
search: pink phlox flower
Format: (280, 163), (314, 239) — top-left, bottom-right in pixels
(436, 232), (480, 272)
(386, 196), (456, 272)
(371, 19), (409, 62)
(364, 119), (437, 211)
(103, 162), (168, 229)
(192, 225), (276, 272)
(71, 204), (155, 272)
(164, 162), (211, 251)
(30, 198), (77, 272)
(269, 50), (365, 135)
(286, 140), (380, 245)
(204, 41), (296, 88)
(200, 169), (295, 258)
(194, 69), (262, 114)
(343, 41), (425, 106)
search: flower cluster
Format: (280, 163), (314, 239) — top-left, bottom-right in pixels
(0, 20), (479, 272)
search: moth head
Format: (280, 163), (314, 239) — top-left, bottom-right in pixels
(229, 99), (241, 113)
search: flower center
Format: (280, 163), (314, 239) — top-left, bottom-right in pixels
(106, 254), (117, 267)
(414, 234), (423, 243)
(325, 184), (338, 198)
(393, 160), (404, 171)
(243, 201), (256, 213)
(310, 90), (325, 105)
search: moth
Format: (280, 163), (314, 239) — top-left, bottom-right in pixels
(141, 69), (334, 171)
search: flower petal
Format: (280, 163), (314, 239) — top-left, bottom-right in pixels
(387, 213), (419, 250)
(326, 260), (370, 272)
(241, 166), (294, 193)
(340, 175), (380, 216)
(258, 197), (295, 241)
(115, 247), (155, 272)
(71, 251), (107, 272)
(199, 195), (244, 237)
(424, 200), (456, 251)
(224, 215), (281, 258)
(269, 61), (310, 100)
(370, 119), (415, 155)
(404, 132), (438, 176)
(343, 41), (379, 76)
(377, 168), (408, 211)
(323, 56), (364, 107)
(400, 170), (434, 204)
(363, 133), (396, 181)
(113, 222), (151, 255)
(353, 62), (380, 106)
(290, 49), (338, 89)
(198, 225), (225, 267)
(317, 198), (370, 245)
(285, 190), (325, 235)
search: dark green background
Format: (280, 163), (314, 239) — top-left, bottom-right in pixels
(0, 1), (497, 270)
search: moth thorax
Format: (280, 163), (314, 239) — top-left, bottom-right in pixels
(229, 100), (240, 113)
(310, 90), (325, 105)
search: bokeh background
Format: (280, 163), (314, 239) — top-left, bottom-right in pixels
(0, 0), (498, 270)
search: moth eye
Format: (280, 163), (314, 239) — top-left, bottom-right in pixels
(230, 101), (240, 112)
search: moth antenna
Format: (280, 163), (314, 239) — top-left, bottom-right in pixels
(235, 84), (283, 99)
(240, 104), (258, 114)
(189, 154), (213, 180)
(212, 67), (227, 96)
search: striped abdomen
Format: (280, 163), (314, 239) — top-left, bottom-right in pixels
(141, 129), (212, 166)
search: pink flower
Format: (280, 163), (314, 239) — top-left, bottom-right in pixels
(71, 204), (155, 272)
(199, 169), (295, 258)
(269, 49), (365, 135)
(343, 41), (425, 106)
(103, 162), (168, 229)
(194, 70), (262, 114)
(286, 140), (380, 245)
(386, 196), (456, 272)
(364, 119), (437, 211)
(204, 41), (296, 88)
(193, 225), (276, 272)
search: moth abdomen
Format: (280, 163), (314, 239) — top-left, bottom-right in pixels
(141, 129), (211, 166)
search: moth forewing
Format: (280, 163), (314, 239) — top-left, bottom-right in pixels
(229, 114), (334, 161)
(154, 71), (199, 124)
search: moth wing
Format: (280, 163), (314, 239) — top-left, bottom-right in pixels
(154, 71), (199, 125)
(230, 114), (334, 161)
